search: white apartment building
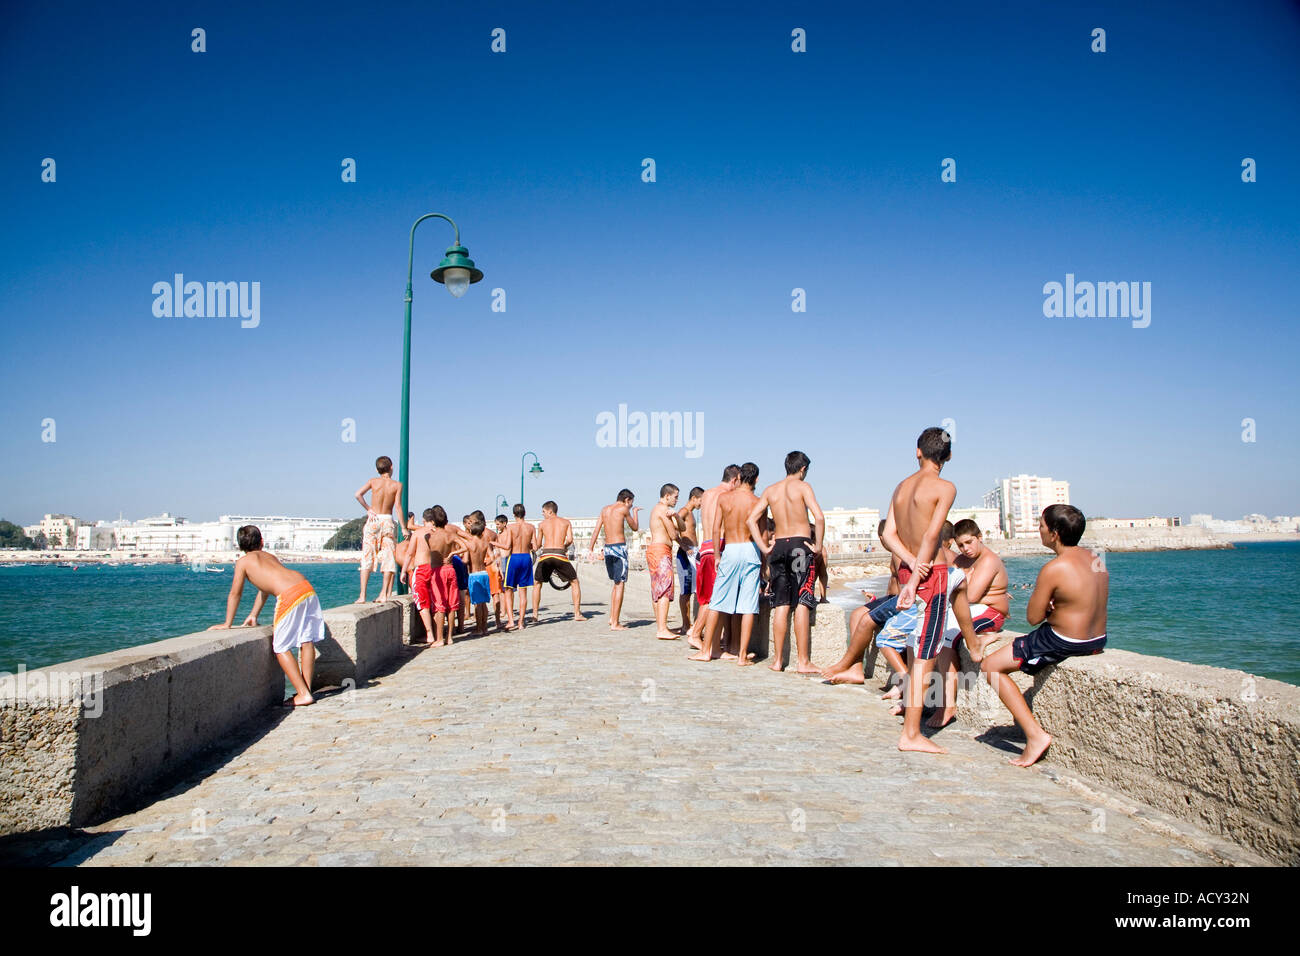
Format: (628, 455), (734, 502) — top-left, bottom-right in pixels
(821, 507), (882, 553)
(38, 514), (81, 549)
(948, 507), (1004, 539)
(1088, 517), (1182, 530)
(75, 523), (117, 550)
(219, 515), (347, 551)
(984, 476), (1071, 537)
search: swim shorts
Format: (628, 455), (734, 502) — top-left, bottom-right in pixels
(604, 543), (628, 583)
(896, 563), (950, 660)
(467, 571), (491, 606)
(451, 554), (468, 591)
(272, 581), (326, 654)
(696, 542), (717, 604)
(505, 552), (534, 589)
(535, 549), (577, 590)
(675, 547), (695, 597)
(647, 543), (674, 602)
(360, 513), (396, 574)
(710, 541), (762, 615)
(768, 536), (819, 610)
(1012, 622), (1107, 675)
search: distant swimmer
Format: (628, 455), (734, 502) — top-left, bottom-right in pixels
(648, 484), (682, 639)
(354, 455), (402, 603)
(589, 489), (640, 631)
(981, 505), (1108, 767)
(533, 500), (585, 622)
(209, 525), (325, 708)
(746, 450), (825, 675)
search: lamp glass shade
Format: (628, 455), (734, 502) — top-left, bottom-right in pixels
(442, 267), (471, 298)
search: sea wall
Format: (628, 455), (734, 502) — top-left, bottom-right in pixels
(804, 603), (1299, 865)
(0, 601), (405, 835)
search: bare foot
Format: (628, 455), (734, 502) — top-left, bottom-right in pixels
(926, 709), (956, 730)
(354, 598), (368, 604)
(656, 631), (679, 640)
(794, 663), (820, 675)
(574, 614), (587, 622)
(881, 684), (903, 700)
(720, 651), (738, 661)
(824, 669), (865, 685)
(687, 635), (702, 650)
(282, 693), (314, 707)
(898, 733), (947, 754)
(888, 703), (904, 717)
(1010, 733), (1052, 767)
(687, 652), (714, 662)
(769, 661), (785, 672)
(610, 623), (629, 631)
(737, 658), (754, 667)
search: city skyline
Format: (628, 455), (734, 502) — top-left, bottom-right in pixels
(4, 2), (1298, 526)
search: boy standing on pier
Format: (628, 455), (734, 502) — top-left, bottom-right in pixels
(210, 525), (323, 708)
(686, 466), (740, 649)
(354, 456), (402, 603)
(589, 489), (640, 632)
(691, 462), (762, 665)
(648, 484), (682, 639)
(981, 505), (1108, 767)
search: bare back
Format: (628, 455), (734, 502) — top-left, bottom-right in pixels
(1034, 547), (1108, 641)
(463, 535), (491, 573)
(718, 486), (759, 545)
(366, 476), (401, 516)
(509, 520), (536, 554)
(237, 550), (307, 597)
(677, 507), (698, 548)
(538, 515), (569, 550)
(890, 470), (955, 564)
(699, 484), (727, 545)
(598, 503), (630, 545)
(765, 475), (819, 539)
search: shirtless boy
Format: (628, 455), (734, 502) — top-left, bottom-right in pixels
(589, 489), (640, 631)
(690, 462), (761, 665)
(354, 455), (402, 603)
(533, 500), (584, 622)
(402, 506), (464, 646)
(675, 487), (704, 636)
(825, 520), (904, 689)
(981, 505), (1108, 766)
(746, 451), (825, 674)
(461, 518), (495, 637)
(500, 504), (537, 629)
(492, 514), (511, 627)
(648, 484), (682, 639)
(686, 465), (740, 649)
(209, 525), (324, 707)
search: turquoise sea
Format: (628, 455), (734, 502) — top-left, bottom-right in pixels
(1, 542), (1298, 685)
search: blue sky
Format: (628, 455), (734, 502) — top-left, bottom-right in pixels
(2, 0), (1298, 526)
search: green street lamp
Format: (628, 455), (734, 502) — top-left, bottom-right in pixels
(494, 495), (509, 516)
(397, 213), (483, 593)
(520, 452), (543, 511)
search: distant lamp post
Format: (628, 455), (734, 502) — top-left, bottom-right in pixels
(495, 495), (509, 516)
(520, 452), (543, 511)
(397, 213), (484, 594)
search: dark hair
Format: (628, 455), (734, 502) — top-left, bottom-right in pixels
(513, 503), (526, 518)
(471, 510), (485, 522)
(617, 489), (634, 503)
(739, 462), (759, 487)
(542, 500), (557, 514)
(917, 427), (952, 465)
(469, 518), (486, 536)
(422, 507), (435, 522)
(689, 486), (705, 499)
(462, 515), (471, 524)
(431, 505), (448, 527)
(495, 514), (508, 524)
(953, 518), (982, 539)
(785, 450), (810, 475)
(659, 483), (678, 498)
(406, 511), (413, 519)
(1043, 504), (1086, 546)
(877, 519), (887, 537)
(376, 455), (393, 475)
(722, 464), (740, 481)
(237, 525), (262, 552)
(940, 521), (955, 545)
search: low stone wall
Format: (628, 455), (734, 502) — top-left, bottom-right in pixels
(811, 600), (1299, 864)
(0, 600), (407, 836)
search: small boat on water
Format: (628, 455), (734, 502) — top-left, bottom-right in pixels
(205, 566), (225, 573)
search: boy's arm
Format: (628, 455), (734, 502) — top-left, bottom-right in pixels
(1026, 562), (1055, 626)
(881, 506), (916, 572)
(242, 589), (269, 627)
(563, 520), (574, 549)
(950, 587), (985, 663)
(354, 480), (373, 514)
(898, 485), (956, 610)
(745, 494), (771, 554)
(390, 481), (403, 522)
(965, 554), (999, 604)
(625, 506), (640, 532)
(209, 561), (247, 629)
(588, 514), (603, 553)
(712, 507), (725, 551)
(805, 485), (825, 553)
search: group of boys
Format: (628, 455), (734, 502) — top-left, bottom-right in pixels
(213, 433), (1110, 767)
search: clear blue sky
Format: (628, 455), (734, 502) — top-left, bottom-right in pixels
(3, 0), (1298, 525)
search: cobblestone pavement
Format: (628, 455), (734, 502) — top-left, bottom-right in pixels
(38, 567), (1263, 865)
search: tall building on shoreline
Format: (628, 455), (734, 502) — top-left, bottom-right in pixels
(984, 475), (1070, 537)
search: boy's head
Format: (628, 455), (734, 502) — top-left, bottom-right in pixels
(722, 464), (741, 488)
(953, 519), (984, 558)
(659, 483), (679, 505)
(422, 507), (435, 523)
(877, 519), (887, 538)
(784, 450), (810, 477)
(431, 505), (448, 528)
(512, 503), (526, 519)
(469, 518), (486, 536)
(462, 514), (471, 525)
(617, 489), (635, 504)
(688, 486), (705, 507)
(495, 515), (508, 528)
(471, 509), (485, 523)
(237, 525), (262, 553)
(542, 500), (557, 516)
(739, 462), (759, 488)
(1041, 504), (1086, 547)
(376, 455), (393, 476)
(940, 521), (955, 547)
(916, 427), (952, 466)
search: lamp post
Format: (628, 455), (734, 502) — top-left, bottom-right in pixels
(494, 495), (509, 518)
(520, 452), (543, 512)
(397, 213), (483, 593)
